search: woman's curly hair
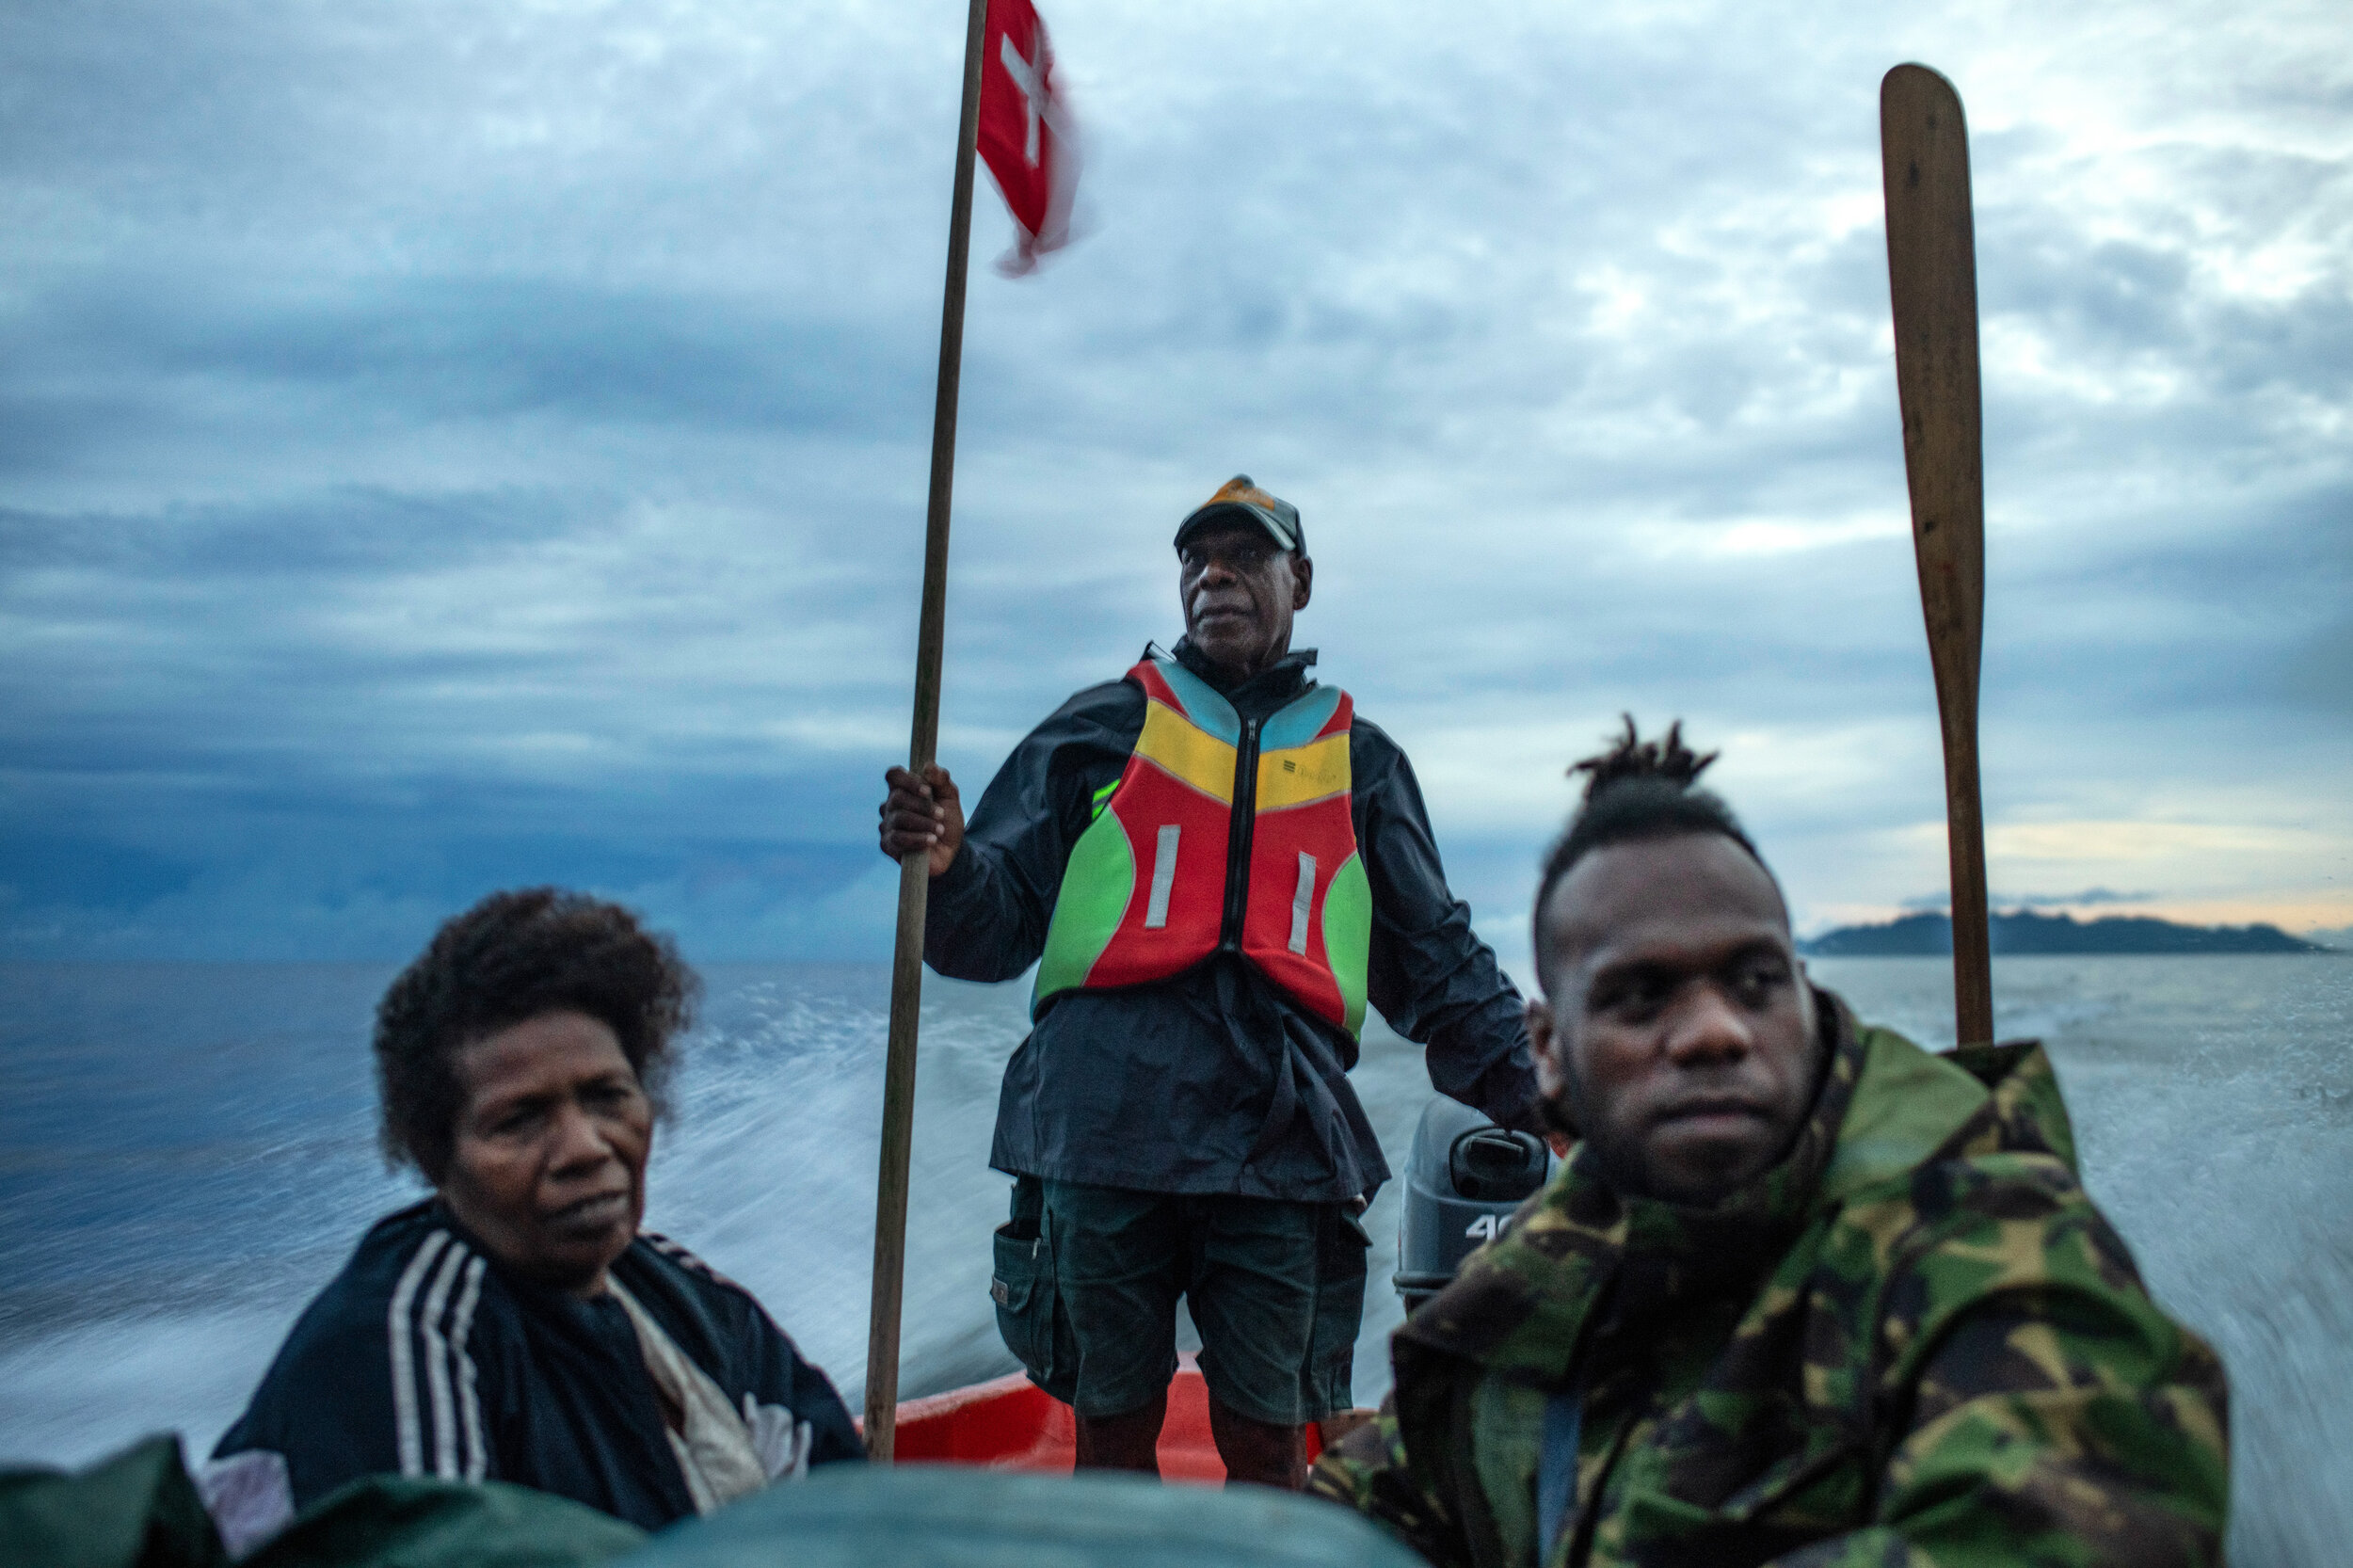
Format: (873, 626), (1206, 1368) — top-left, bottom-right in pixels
(1531, 717), (1765, 973)
(373, 888), (698, 1181)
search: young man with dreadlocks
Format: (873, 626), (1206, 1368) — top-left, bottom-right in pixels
(1307, 721), (2230, 1568)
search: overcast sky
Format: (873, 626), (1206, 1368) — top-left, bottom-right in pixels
(3, 0), (2347, 970)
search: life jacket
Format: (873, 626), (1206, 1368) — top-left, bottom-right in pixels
(1031, 648), (1372, 1035)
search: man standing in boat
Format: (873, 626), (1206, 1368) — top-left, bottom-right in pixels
(877, 475), (1544, 1489)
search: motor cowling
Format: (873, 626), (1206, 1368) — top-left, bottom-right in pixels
(1393, 1097), (1556, 1314)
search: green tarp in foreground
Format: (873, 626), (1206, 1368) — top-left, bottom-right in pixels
(0, 1438), (643, 1568)
(2, 1437), (1425, 1568)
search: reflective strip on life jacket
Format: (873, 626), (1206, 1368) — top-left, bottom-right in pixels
(1031, 649), (1370, 1035)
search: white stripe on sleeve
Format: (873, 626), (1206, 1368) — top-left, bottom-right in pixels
(388, 1230), (451, 1479)
(448, 1254), (489, 1482)
(419, 1239), (470, 1480)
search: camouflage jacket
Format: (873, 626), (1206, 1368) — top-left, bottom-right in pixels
(1308, 994), (2229, 1567)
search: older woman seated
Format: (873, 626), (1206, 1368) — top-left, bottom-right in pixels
(202, 889), (860, 1548)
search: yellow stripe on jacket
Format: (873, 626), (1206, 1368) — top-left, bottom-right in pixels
(1257, 730), (1350, 811)
(1135, 697), (1237, 804)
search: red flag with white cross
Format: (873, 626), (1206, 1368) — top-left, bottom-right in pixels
(975, 0), (1078, 274)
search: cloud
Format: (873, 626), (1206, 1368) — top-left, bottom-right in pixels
(2, 0), (2348, 958)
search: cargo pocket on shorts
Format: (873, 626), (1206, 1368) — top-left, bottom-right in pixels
(991, 1176), (1057, 1384)
(1306, 1206), (1371, 1416)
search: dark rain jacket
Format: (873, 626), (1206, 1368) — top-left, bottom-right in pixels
(927, 638), (1542, 1203)
(207, 1202), (860, 1543)
(1307, 992), (2231, 1568)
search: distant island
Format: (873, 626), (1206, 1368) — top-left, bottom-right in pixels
(1802, 909), (2333, 957)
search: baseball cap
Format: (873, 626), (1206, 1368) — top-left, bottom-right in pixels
(1174, 474), (1304, 555)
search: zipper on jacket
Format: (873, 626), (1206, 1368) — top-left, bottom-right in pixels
(1218, 715), (1261, 951)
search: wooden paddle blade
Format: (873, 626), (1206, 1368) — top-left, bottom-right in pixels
(1881, 62), (1993, 1048)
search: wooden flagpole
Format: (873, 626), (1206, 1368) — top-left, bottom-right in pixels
(865, 0), (993, 1463)
(1881, 63), (1995, 1049)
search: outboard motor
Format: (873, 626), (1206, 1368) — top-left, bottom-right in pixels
(1393, 1097), (1556, 1314)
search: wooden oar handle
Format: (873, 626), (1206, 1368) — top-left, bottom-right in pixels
(866, 0), (995, 1464)
(1881, 63), (1994, 1048)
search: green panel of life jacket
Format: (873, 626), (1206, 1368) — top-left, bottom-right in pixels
(1030, 803), (1138, 1008)
(1323, 851), (1371, 1037)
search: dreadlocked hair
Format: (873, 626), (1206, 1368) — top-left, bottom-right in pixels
(1568, 715), (1719, 802)
(1531, 717), (1767, 976)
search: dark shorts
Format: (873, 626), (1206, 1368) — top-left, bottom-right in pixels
(990, 1177), (1369, 1427)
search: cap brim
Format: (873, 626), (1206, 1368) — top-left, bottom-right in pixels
(1175, 502), (1298, 552)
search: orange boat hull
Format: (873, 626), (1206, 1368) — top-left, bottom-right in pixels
(879, 1355), (1326, 1484)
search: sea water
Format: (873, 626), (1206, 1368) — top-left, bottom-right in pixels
(1, 955), (2346, 1565)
